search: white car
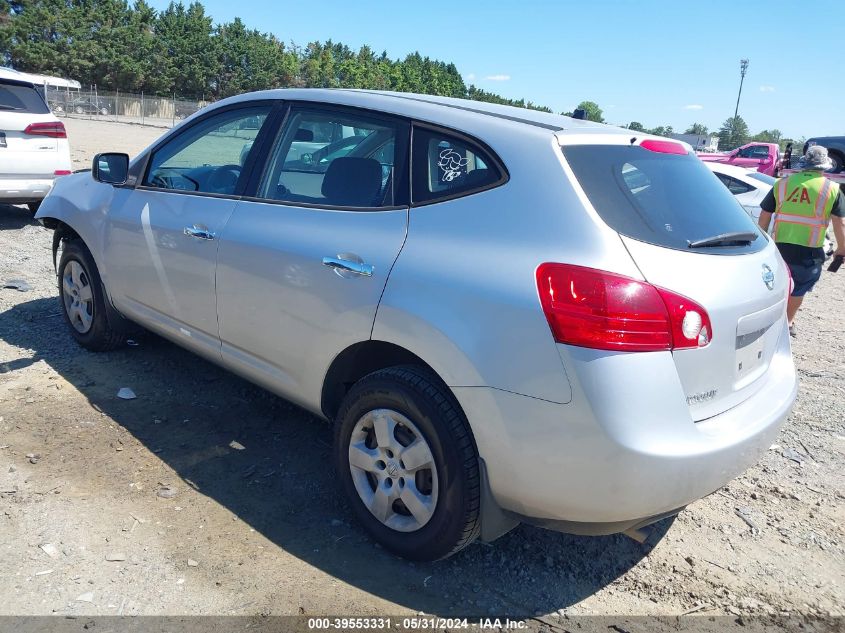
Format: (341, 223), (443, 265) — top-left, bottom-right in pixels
(0, 68), (72, 213)
(704, 161), (774, 221)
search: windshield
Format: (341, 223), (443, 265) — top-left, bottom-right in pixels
(562, 144), (765, 253)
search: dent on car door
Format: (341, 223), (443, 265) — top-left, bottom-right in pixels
(215, 105), (411, 411)
(101, 104), (275, 357)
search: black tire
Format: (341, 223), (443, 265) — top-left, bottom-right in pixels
(334, 366), (481, 561)
(828, 152), (844, 174)
(57, 240), (125, 352)
(26, 201), (41, 215)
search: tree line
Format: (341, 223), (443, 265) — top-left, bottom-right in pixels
(0, 0), (552, 112)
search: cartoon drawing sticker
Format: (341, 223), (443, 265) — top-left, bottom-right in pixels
(438, 148), (468, 183)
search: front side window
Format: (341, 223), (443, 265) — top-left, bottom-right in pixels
(258, 107), (409, 208)
(738, 145), (769, 159)
(412, 128), (503, 203)
(144, 106), (271, 195)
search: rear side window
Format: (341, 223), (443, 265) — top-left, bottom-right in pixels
(0, 81), (49, 114)
(714, 173), (755, 195)
(563, 145), (764, 252)
(412, 128), (503, 204)
(258, 107), (409, 208)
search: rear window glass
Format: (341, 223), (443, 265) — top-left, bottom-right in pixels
(0, 81), (49, 114)
(563, 145), (764, 253)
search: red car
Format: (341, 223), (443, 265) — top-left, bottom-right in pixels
(698, 142), (781, 177)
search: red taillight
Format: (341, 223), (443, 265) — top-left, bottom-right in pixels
(535, 263), (712, 352)
(23, 121), (67, 139)
(54, 170), (71, 176)
(640, 139), (687, 155)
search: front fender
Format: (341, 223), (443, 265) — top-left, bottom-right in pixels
(35, 172), (118, 286)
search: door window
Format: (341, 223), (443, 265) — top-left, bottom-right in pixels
(258, 108), (409, 208)
(144, 106), (271, 195)
(714, 173), (755, 195)
(738, 145), (769, 159)
(411, 127), (504, 204)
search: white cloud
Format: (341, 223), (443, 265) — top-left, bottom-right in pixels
(684, 104), (704, 110)
(760, 85), (775, 92)
(484, 74), (511, 81)
(466, 73), (475, 81)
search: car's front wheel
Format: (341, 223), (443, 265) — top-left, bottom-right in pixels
(334, 366), (481, 560)
(58, 240), (125, 351)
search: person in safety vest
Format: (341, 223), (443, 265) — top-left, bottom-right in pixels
(758, 145), (845, 337)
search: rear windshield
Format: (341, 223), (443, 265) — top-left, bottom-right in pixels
(0, 80), (50, 114)
(563, 144), (765, 253)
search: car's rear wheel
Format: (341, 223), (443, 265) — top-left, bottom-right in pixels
(334, 366), (481, 561)
(58, 240), (125, 351)
(99, 107), (109, 116)
(74, 105), (84, 114)
(828, 151), (844, 174)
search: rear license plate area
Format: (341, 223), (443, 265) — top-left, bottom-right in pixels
(735, 327), (768, 382)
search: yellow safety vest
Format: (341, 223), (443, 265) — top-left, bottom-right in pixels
(772, 172), (839, 248)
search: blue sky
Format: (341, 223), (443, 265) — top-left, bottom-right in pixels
(147, 0), (843, 140)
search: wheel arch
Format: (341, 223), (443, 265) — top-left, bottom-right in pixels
(321, 340), (442, 421)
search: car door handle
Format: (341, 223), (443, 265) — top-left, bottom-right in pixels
(322, 256), (374, 277)
(183, 225), (215, 240)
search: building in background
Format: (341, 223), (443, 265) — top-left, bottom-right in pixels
(670, 133), (719, 153)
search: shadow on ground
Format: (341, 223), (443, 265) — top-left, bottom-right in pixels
(0, 296), (673, 616)
(0, 203), (39, 231)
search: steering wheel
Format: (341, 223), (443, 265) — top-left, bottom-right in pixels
(207, 164), (242, 194)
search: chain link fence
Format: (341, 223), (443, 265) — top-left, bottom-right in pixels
(45, 88), (208, 128)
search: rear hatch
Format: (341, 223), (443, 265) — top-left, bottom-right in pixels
(561, 137), (789, 421)
(0, 79), (64, 178)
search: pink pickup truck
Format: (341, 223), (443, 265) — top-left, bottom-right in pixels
(697, 142), (781, 177)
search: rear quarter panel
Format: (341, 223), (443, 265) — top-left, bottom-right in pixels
(373, 125), (642, 404)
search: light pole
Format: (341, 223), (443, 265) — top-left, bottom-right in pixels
(733, 59), (749, 120)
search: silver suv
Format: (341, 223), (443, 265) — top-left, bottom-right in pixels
(37, 90), (797, 560)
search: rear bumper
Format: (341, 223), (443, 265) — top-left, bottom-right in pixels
(0, 177), (56, 203)
(453, 319), (796, 528)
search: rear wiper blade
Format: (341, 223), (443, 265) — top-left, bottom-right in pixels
(0, 104), (24, 110)
(688, 231), (758, 248)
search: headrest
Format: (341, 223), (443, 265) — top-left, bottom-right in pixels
(322, 157), (383, 207)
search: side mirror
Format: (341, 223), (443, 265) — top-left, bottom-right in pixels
(92, 152), (129, 185)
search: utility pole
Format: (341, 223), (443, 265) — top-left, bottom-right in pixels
(734, 59), (749, 120)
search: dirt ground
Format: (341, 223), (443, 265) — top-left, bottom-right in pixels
(0, 118), (843, 623)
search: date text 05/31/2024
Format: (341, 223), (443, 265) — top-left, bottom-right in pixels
(307, 617), (528, 630)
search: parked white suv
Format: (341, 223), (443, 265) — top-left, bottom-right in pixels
(0, 68), (72, 213)
(37, 89), (797, 560)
